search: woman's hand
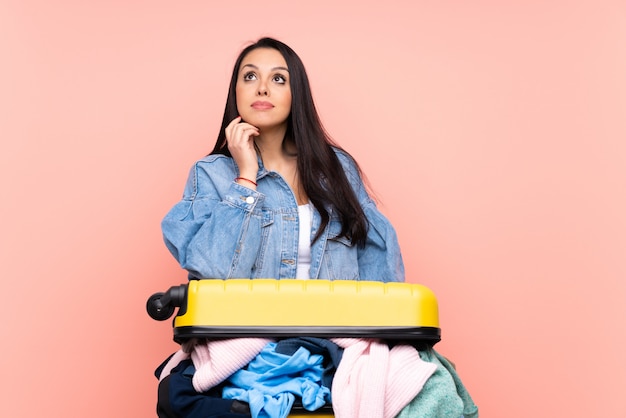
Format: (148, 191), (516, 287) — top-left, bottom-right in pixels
(225, 116), (260, 181)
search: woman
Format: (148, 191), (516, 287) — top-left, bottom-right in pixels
(162, 37), (404, 282)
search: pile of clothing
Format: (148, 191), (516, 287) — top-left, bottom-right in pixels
(155, 337), (478, 418)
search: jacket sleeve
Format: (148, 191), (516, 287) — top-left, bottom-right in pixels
(161, 161), (265, 279)
(338, 152), (406, 283)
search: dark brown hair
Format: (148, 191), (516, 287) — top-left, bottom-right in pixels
(211, 37), (368, 246)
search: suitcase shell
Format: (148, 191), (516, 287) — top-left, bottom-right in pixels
(148, 279), (441, 417)
(171, 279), (440, 343)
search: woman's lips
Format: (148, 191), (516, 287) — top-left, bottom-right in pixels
(251, 101), (274, 110)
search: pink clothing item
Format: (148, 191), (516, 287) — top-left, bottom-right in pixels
(157, 338), (274, 393)
(330, 338), (437, 418)
(191, 338), (274, 393)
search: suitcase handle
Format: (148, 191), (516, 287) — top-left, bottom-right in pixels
(146, 285), (186, 321)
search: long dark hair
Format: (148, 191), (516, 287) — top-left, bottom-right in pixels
(211, 37), (368, 246)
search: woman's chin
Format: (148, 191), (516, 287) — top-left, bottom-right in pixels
(247, 118), (288, 132)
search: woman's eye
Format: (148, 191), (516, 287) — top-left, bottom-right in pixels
(273, 74), (286, 84)
(243, 72), (257, 81)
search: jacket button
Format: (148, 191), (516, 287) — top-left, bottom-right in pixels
(245, 196), (255, 204)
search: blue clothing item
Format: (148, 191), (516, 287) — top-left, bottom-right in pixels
(222, 342), (331, 418)
(274, 337), (343, 390)
(396, 348), (479, 418)
(162, 149), (405, 281)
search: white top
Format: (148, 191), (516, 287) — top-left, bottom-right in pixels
(295, 203), (312, 279)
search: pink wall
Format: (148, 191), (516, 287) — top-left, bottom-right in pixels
(2, 0), (625, 416)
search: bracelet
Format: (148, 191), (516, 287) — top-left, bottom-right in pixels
(235, 177), (257, 187)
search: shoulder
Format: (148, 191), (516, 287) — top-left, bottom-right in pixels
(190, 154), (236, 177)
(181, 154), (236, 196)
(331, 147), (358, 172)
(195, 153), (234, 168)
(331, 147), (361, 181)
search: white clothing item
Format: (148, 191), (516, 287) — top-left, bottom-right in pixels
(295, 203), (312, 279)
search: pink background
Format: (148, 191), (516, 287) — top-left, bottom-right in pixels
(2, 1), (625, 416)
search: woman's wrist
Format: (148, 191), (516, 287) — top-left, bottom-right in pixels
(235, 176), (257, 188)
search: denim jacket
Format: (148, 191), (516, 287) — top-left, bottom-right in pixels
(161, 149), (405, 282)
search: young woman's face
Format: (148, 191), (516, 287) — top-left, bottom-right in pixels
(236, 48), (292, 130)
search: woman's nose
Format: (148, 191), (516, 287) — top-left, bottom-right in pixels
(257, 81), (269, 96)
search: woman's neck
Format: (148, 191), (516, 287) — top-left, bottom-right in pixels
(254, 128), (307, 205)
(254, 126), (296, 169)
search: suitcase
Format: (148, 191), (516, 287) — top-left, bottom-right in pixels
(147, 279), (441, 417)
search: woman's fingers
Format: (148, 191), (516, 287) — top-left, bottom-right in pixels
(226, 117), (260, 177)
(226, 117), (259, 146)
(224, 116), (242, 140)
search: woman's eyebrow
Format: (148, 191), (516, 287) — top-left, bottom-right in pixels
(241, 63), (289, 72)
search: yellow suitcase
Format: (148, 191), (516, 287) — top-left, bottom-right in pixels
(147, 279), (441, 417)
